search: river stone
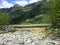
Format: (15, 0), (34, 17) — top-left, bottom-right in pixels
(0, 30), (59, 45)
(46, 42), (55, 45)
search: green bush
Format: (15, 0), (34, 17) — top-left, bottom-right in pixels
(47, 28), (60, 35)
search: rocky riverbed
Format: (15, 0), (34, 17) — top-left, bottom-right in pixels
(0, 30), (60, 45)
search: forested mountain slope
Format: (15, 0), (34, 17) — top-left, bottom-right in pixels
(0, 1), (49, 24)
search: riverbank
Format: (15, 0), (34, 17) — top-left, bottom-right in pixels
(0, 29), (60, 45)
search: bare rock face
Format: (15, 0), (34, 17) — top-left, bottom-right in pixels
(0, 30), (60, 45)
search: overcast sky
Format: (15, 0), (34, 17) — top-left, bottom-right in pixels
(0, 0), (41, 8)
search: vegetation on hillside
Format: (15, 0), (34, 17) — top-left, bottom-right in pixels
(0, 0), (60, 28)
(0, 1), (49, 24)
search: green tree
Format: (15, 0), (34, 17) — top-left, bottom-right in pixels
(50, 0), (60, 28)
(0, 12), (9, 30)
(44, 0), (60, 28)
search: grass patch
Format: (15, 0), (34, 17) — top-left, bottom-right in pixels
(8, 30), (16, 33)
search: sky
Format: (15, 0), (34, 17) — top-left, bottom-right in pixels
(0, 0), (41, 8)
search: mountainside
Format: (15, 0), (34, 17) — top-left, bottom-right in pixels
(0, 1), (49, 24)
